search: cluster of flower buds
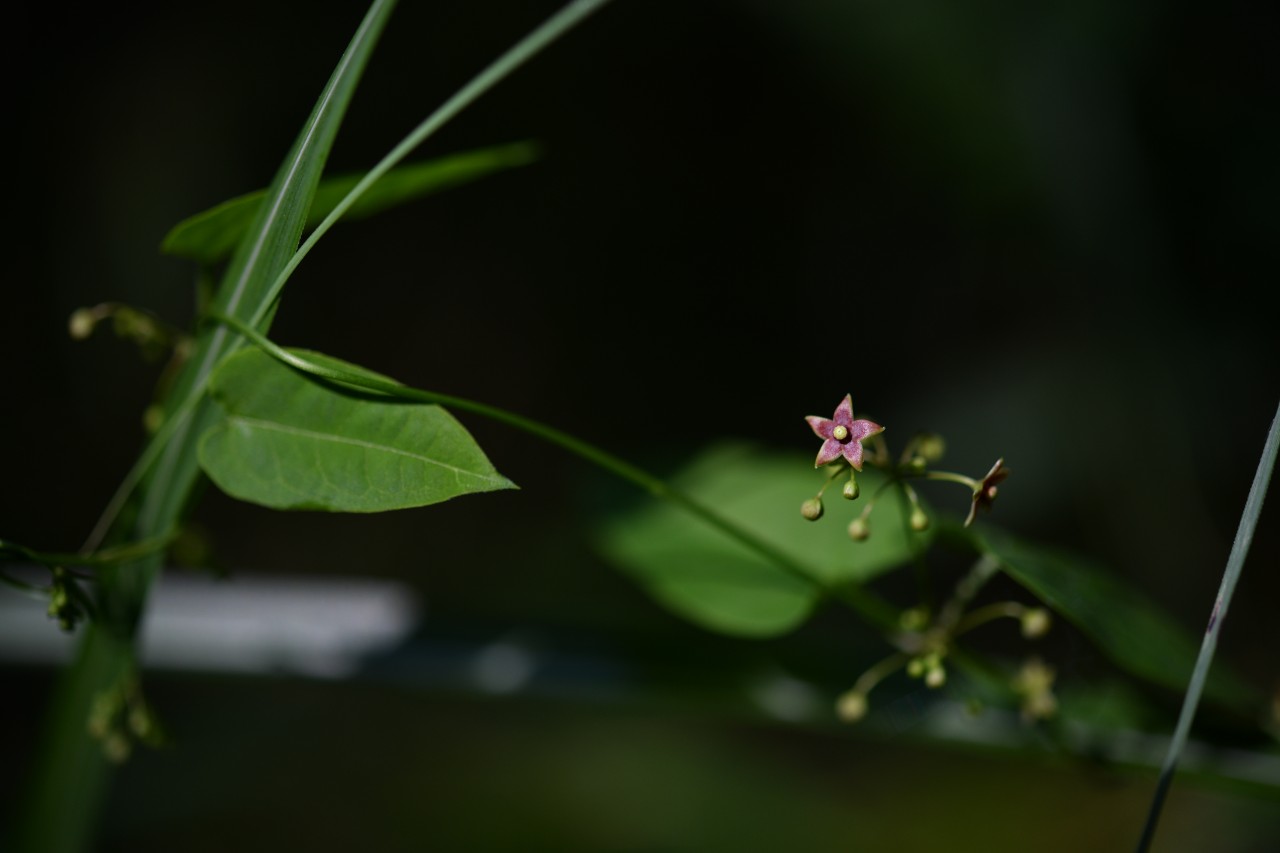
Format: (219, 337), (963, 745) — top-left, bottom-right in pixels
(69, 303), (193, 432)
(799, 395), (1011, 537)
(87, 672), (165, 763)
(799, 399), (1054, 727)
(46, 567), (88, 633)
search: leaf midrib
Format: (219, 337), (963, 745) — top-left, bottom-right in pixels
(227, 414), (503, 483)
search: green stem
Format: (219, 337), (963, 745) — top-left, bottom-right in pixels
(1134, 399), (1280, 853)
(921, 470), (977, 489)
(952, 601), (1025, 637)
(209, 311), (899, 630)
(852, 651), (911, 696)
(3, 534), (175, 570)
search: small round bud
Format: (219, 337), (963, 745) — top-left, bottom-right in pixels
(847, 517), (870, 541)
(925, 665), (947, 689)
(88, 692), (118, 740)
(832, 424), (850, 441)
(906, 657), (926, 679)
(801, 498), (824, 521)
(909, 507), (930, 531)
(905, 456), (927, 474)
(916, 434), (946, 462)
(69, 308), (96, 340)
(898, 607), (930, 631)
(842, 478), (860, 501)
(142, 405), (165, 434)
(128, 704), (154, 740)
(1020, 608), (1051, 639)
(103, 732), (132, 764)
(836, 690), (868, 723)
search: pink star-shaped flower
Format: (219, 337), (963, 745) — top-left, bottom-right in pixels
(805, 395), (884, 470)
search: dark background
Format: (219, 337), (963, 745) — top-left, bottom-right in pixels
(3, 0), (1278, 849)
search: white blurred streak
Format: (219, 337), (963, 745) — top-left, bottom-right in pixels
(0, 570), (419, 678)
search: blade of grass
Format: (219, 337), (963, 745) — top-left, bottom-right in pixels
(17, 3), (400, 851)
(1134, 399), (1279, 853)
(249, 0), (616, 330)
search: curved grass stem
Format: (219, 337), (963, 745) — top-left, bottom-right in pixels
(1134, 399), (1280, 853)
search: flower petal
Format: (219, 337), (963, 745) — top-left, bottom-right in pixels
(832, 394), (855, 426)
(847, 418), (883, 442)
(841, 440), (865, 470)
(964, 495), (980, 527)
(806, 416), (835, 440)
(814, 439), (844, 467)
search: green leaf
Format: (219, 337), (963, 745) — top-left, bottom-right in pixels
(598, 444), (932, 637)
(199, 347), (514, 512)
(969, 524), (1256, 708)
(161, 141), (538, 264)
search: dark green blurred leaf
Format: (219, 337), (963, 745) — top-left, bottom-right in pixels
(199, 347), (514, 512)
(598, 445), (932, 637)
(161, 141), (538, 263)
(968, 524), (1256, 709)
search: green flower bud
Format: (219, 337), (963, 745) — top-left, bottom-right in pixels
(88, 691), (119, 740)
(801, 498), (824, 521)
(1020, 608), (1051, 639)
(898, 607), (930, 632)
(68, 308), (97, 340)
(905, 456), (927, 474)
(906, 657), (926, 678)
(847, 517), (870, 541)
(103, 732), (132, 764)
(925, 665), (947, 689)
(916, 434), (946, 462)
(142, 405), (165, 434)
(909, 507), (930, 531)
(836, 690), (868, 723)
(842, 478), (860, 500)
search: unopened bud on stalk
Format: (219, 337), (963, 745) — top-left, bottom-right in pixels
(1020, 608), (1051, 639)
(916, 434), (946, 462)
(836, 690), (868, 723)
(842, 478), (860, 500)
(847, 517), (870, 541)
(801, 498), (824, 521)
(68, 308), (96, 340)
(910, 507), (930, 531)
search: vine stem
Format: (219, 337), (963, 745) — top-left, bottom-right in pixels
(208, 311), (900, 630)
(1134, 398), (1280, 853)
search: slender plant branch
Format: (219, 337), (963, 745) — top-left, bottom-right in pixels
(1134, 398), (1280, 853)
(4, 534), (176, 570)
(207, 310), (900, 630)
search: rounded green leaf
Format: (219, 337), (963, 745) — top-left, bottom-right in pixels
(200, 348), (514, 512)
(598, 444), (932, 637)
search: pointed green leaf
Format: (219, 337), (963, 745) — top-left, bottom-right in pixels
(199, 347), (514, 512)
(968, 524), (1256, 708)
(598, 445), (932, 637)
(161, 141), (538, 264)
